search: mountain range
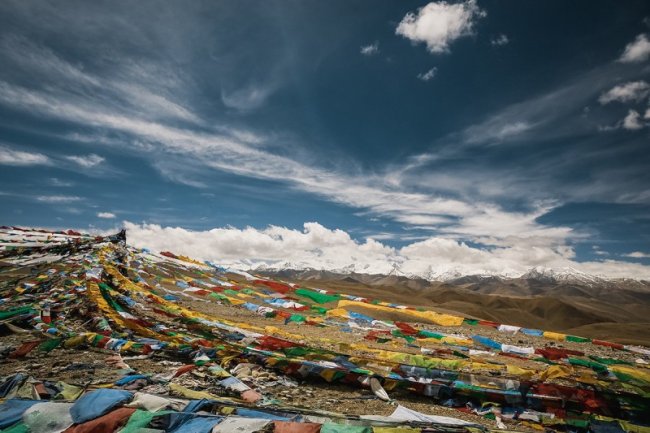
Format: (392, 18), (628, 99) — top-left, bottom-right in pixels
(255, 265), (650, 346)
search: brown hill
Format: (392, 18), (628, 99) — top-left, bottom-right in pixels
(259, 270), (650, 345)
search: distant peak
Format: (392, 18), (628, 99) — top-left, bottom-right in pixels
(520, 266), (604, 284)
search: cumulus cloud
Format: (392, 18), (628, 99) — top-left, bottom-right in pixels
(598, 81), (650, 104)
(65, 153), (105, 168)
(396, 0), (486, 54)
(417, 67), (438, 81)
(619, 34), (650, 63)
(360, 42), (380, 56)
(124, 221), (650, 279)
(0, 146), (50, 166)
(623, 110), (644, 130)
(490, 34), (509, 46)
(126, 221), (395, 273)
(97, 212), (116, 219)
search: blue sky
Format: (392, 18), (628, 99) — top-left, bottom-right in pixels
(1, 0), (650, 277)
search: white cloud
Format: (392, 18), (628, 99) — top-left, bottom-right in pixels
(61, 207), (83, 214)
(124, 221), (650, 279)
(221, 82), (277, 111)
(65, 153), (105, 168)
(35, 195), (83, 203)
(623, 110), (644, 130)
(49, 177), (74, 187)
(0, 146), (50, 166)
(592, 246), (608, 256)
(1, 8), (647, 279)
(360, 42), (380, 56)
(126, 221), (395, 272)
(417, 67), (438, 81)
(0, 36), (199, 124)
(111, 82), (200, 123)
(490, 34), (509, 46)
(494, 122), (530, 139)
(97, 212), (116, 218)
(396, 0), (486, 54)
(599, 81), (650, 104)
(152, 159), (208, 188)
(464, 121), (532, 144)
(619, 34), (650, 63)
(625, 251), (650, 258)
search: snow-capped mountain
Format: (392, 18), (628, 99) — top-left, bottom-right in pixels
(520, 266), (605, 285)
(251, 262), (649, 286)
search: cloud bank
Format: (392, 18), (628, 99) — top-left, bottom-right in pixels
(124, 221), (650, 280)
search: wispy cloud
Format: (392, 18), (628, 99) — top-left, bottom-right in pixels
(0, 69), (572, 249)
(97, 211), (116, 219)
(0, 19), (645, 266)
(396, 0), (486, 54)
(221, 82), (278, 111)
(35, 195), (83, 203)
(0, 145), (50, 166)
(421, 59), (645, 149)
(374, 34), (650, 225)
(65, 153), (105, 168)
(0, 34), (198, 125)
(49, 178), (74, 187)
(151, 159), (208, 188)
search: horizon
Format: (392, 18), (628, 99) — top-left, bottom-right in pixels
(1, 1), (650, 278)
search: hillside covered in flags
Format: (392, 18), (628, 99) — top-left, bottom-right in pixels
(0, 226), (648, 433)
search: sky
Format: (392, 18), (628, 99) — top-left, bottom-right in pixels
(1, 0), (650, 278)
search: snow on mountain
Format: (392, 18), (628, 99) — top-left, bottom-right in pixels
(249, 262), (628, 284)
(521, 266), (606, 285)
